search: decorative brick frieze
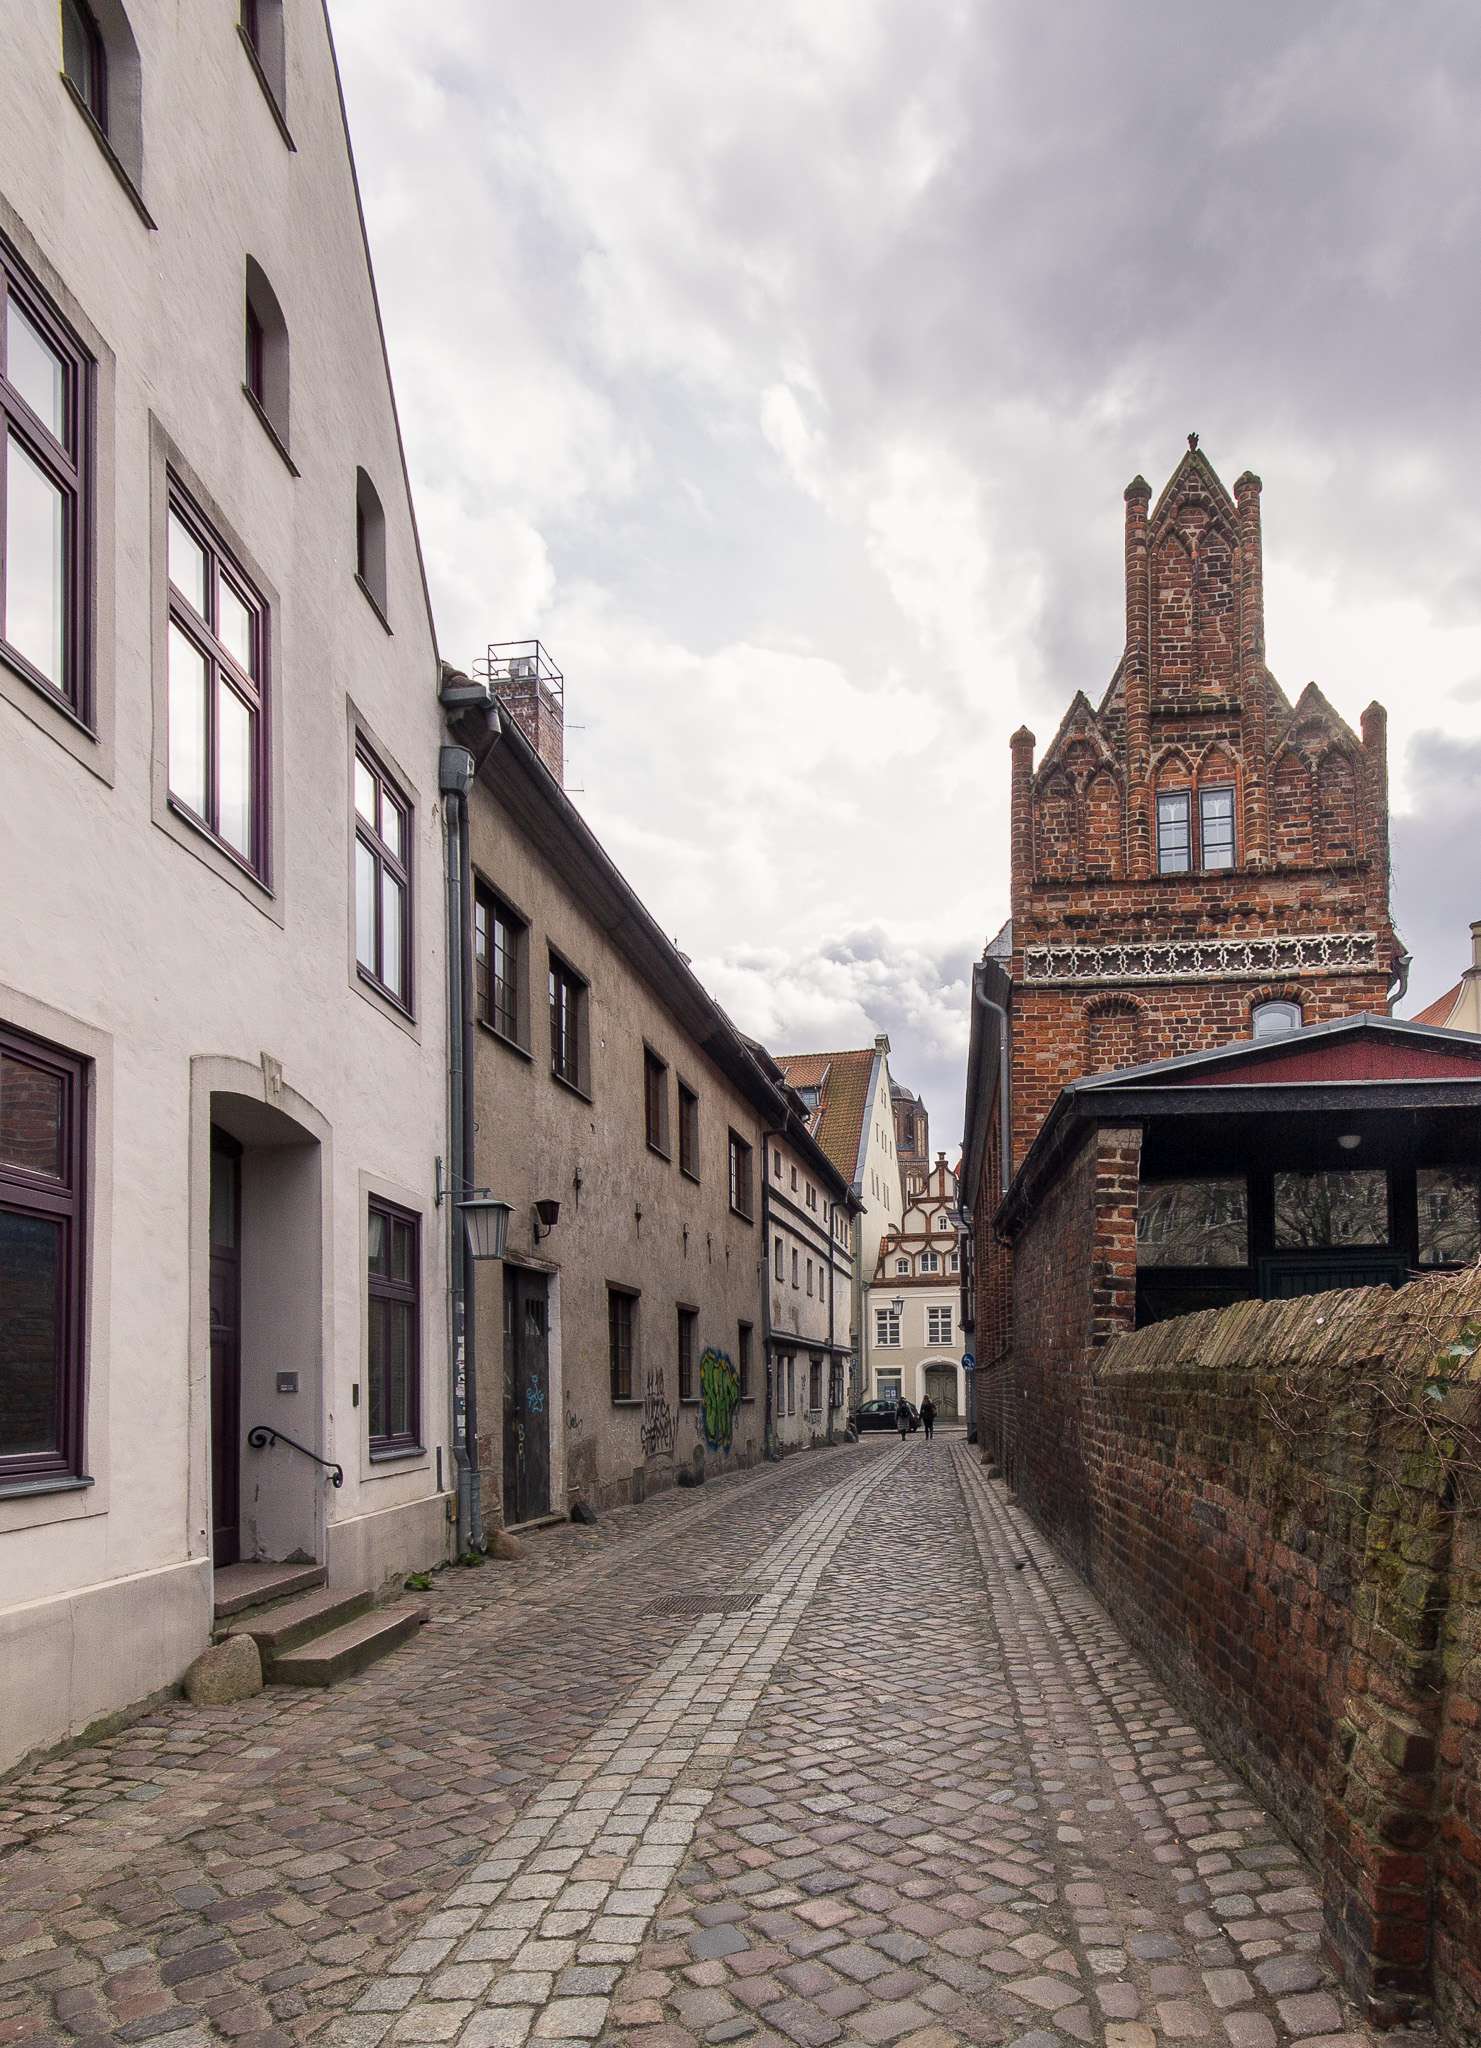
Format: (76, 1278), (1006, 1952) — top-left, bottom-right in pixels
(1023, 928), (1383, 987)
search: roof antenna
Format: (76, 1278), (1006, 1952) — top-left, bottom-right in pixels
(1188, 431), (1199, 451)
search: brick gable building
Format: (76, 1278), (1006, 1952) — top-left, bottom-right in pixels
(962, 442), (1404, 1383)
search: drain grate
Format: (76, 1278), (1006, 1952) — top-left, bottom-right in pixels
(644, 1590), (764, 1620)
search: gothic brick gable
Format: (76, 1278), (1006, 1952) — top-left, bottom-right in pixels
(1003, 441), (1398, 1168)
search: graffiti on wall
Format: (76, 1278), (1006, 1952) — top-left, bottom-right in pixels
(699, 1347), (741, 1453)
(640, 1366), (676, 1459)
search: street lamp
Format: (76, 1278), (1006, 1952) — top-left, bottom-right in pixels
(458, 1193), (512, 1261)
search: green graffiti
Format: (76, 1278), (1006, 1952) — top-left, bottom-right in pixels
(699, 1346), (741, 1453)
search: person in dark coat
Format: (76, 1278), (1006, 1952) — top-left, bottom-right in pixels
(919, 1395), (937, 1441)
(895, 1397), (910, 1440)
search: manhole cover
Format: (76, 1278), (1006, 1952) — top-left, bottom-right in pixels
(644, 1591), (763, 1619)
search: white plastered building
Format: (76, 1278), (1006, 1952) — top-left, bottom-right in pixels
(0, 0), (451, 1766)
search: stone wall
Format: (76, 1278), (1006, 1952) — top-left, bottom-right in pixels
(1065, 1272), (1481, 2035)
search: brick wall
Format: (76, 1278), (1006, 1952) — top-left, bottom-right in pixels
(1032, 1271), (1481, 2034)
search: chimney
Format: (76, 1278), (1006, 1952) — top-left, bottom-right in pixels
(1471, 920), (1481, 972)
(487, 642), (564, 786)
(1123, 477), (1153, 877)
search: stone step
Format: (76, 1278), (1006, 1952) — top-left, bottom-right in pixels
(267, 1602), (428, 1687)
(212, 1559), (326, 1622)
(225, 1586), (370, 1654)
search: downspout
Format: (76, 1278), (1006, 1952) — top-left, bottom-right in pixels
(971, 964), (1012, 1467)
(439, 669), (502, 1556)
(439, 740), (474, 1554)
(826, 1194), (836, 1444)
(760, 1136), (776, 1460)
(1387, 948), (1413, 1014)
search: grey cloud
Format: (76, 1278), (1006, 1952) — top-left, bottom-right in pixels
(1393, 730), (1481, 1013)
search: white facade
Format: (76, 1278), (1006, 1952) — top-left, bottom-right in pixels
(0, 2), (450, 1767)
(867, 1153), (967, 1418)
(763, 1129), (854, 1452)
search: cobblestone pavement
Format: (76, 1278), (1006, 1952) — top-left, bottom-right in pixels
(0, 1439), (1427, 2048)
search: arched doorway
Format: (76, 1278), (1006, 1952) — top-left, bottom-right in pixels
(923, 1361), (959, 1421)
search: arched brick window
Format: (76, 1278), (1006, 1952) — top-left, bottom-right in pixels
(1034, 773), (1076, 882)
(1085, 997), (1144, 1074)
(1315, 750), (1358, 863)
(1270, 749), (1311, 865)
(1083, 769), (1123, 879)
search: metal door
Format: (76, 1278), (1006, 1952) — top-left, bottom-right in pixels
(208, 1129), (242, 1566)
(502, 1267), (550, 1526)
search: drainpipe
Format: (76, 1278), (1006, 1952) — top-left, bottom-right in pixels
(1387, 948), (1413, 1013)
(439, 667), (502, 1556)
(971, 965), (1012, 1466)
(760, 1140), (776, 1460)
(826, 1195), (836, 1444)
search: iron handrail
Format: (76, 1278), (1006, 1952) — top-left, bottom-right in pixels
(246, 1424), (344, 1487)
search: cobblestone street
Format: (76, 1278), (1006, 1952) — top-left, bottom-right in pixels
(0, 1441), (1414, 2048)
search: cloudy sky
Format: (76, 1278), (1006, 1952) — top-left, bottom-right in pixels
(335, 2), (1481, 1151)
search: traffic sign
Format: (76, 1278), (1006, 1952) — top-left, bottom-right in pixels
(961, 1353), (975, 1373)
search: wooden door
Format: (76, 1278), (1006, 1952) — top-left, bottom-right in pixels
(208, 1129), (242, 1566)
(502, 1267), (550, 1527)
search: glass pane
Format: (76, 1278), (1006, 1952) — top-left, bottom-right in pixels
(381, 792), (404, 863)
(391, 1218), (414, 1284)
(380, 870), (405, 998)
(385, 1303), (412, 1438)
(60, 0), (99, 111)
(167, 510), (207, 615)
(6, 299), (67, 442)
(167, 622), (208, 817)
(217, 683), (254, 859)
(354, 756), (376, 825)
(367, 1206), (388, 1276)
(218, 579), (254, 677)
(0, 1054), (64, 1179)
(0, 1211), (62, 1457)
(1138, 1178), (1248, 1266)
(355, 839), (377, 973)
(1418, 1167), (1481, 1266)
(4, 435), (65, 685)
(209, 1146), (237, 1249)
(1274, 1170), (1388, 1248)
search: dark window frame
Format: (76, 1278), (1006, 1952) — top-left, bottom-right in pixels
(243, 259), (295, 471)
(473, 882), (531, 1051)
(1156, 787), (1191, 874)
(61, 0), (108, 130)
(166, 478), (271, 883)
(677, 1304), (698, 1403)
(353, 740), (413, 1016)
(238, 0), (293, 148)
(728, 1129), (754, 1221)
(0, 1022), (89, 1488)
(738, 1321), (753, 1399)
(643, 1045), (670, 1158)
(0, 240), (94, 724)
(367, 1195), (421, 1457)
(549, 949), (591, 1096)
(1199, 782), (1237, 869)
(678, 1079), (700, 1181)
(608, 1285), (638, 1403)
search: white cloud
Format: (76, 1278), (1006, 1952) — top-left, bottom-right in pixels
(333, 0), (1481, 1151)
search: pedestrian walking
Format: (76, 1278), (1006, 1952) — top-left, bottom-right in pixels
(919, 1395), (937, 1441)
(895, 1397), (910, 1441)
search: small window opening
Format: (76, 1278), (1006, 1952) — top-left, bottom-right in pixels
(1252, 1000), (1302, 1040)
(243, 257), (290, 452)
(355, 468), (388, 619)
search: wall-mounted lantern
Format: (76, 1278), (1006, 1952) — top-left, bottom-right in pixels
(532, 1197), (562, 1243)
(891, 1294), (906, 1319)
(459, 1194), (512, 1261)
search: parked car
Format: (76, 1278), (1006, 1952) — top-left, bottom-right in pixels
(852, 1397), (919, 1433)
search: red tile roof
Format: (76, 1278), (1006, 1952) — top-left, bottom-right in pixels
(775, 1047), (878, 1187)
(1413, 980), (1463, 1027)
